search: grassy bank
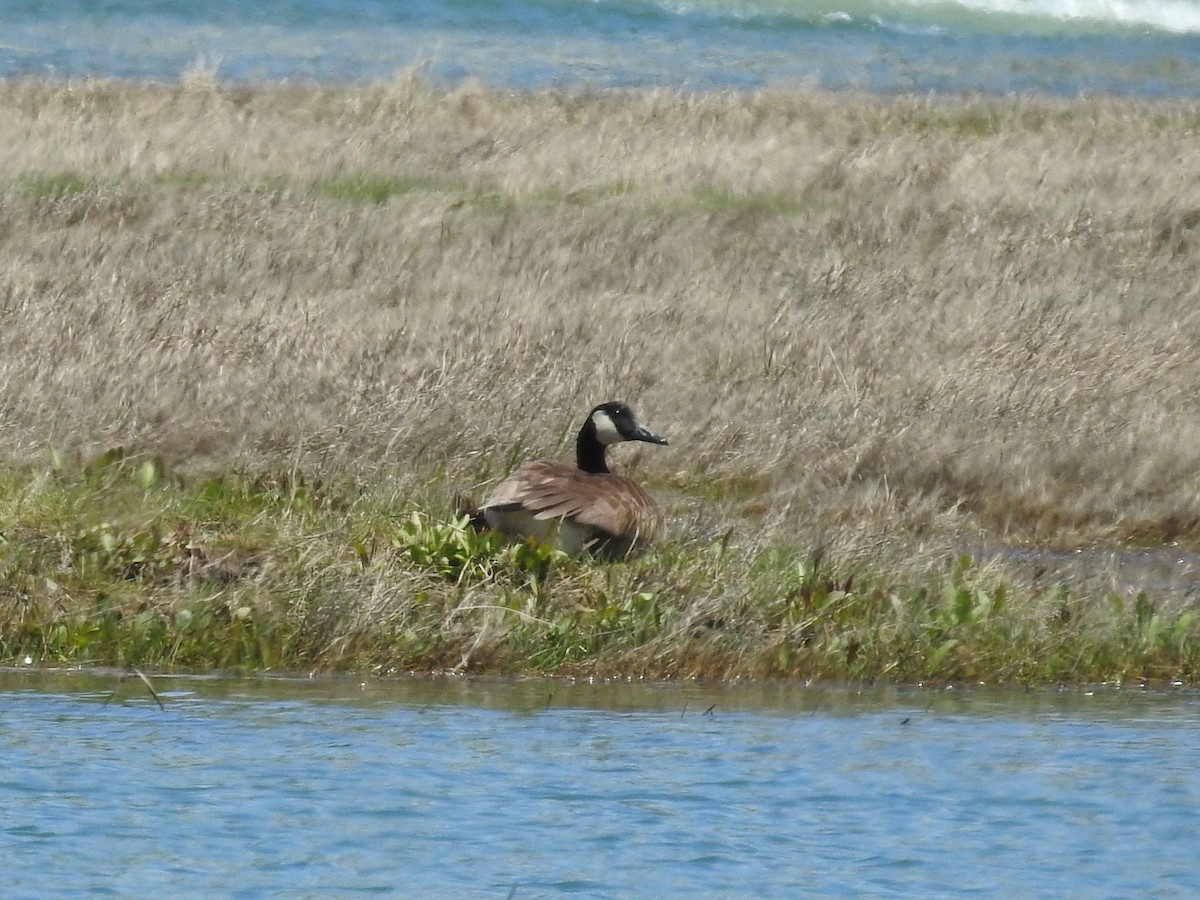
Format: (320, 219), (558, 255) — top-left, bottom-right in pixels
(2, 76), (1199, 682)
(2, 454), (1195, 683)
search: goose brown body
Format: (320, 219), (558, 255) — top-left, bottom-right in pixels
(476, 402), (668, 559)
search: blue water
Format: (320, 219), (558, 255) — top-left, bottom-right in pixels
(2, 0), (1199, 95)
(2, 670), (1199, 896)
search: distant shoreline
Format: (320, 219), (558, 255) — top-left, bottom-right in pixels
(7, 71), (1200, 104)
(6, 0), (1200, 99)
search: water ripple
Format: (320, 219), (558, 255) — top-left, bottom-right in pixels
(1, 675), (1199, 896)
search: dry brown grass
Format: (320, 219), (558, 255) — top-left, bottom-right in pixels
(3, 74), (1200, 580)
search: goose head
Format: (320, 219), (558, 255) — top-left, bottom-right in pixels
(577, 401), (668, 473)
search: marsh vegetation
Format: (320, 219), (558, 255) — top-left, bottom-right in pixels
(2, 76), (1199, 681)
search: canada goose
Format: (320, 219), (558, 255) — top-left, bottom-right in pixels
(466, 401), (669, 559)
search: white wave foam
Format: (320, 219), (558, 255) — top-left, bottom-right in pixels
(655, 0), (1200, 33)
(900, 0), (1200, 33)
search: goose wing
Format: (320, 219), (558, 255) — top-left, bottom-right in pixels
(481, 461), (662, 541)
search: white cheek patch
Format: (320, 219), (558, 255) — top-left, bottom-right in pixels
(591, 410), (624, 445)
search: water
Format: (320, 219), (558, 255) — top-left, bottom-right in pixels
(2, 669), (1198, 897)
(2, 0), (1200, 95)
(977, 542), (1200, 608)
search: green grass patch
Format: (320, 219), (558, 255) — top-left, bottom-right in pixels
(143, 171), (517, 213)
(13, 167), (822, 221)
(20, 172), (90, 201)
(1, 455), (1198, 683)
(308, 175), (433, 205)
(689, 187), (824, 217)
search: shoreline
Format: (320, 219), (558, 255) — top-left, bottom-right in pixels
(9, 70), (1200, 103)
(9, 71), (1200, 100)
(0, 449), (1194, 685)
(3, 663), (1195, 695)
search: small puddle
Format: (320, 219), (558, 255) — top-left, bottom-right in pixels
(974, 542), (1200, 605)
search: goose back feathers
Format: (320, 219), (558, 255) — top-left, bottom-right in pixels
(475, 402), (668, 559)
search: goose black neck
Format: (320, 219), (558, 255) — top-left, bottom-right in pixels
(576, 422), (609, 474)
